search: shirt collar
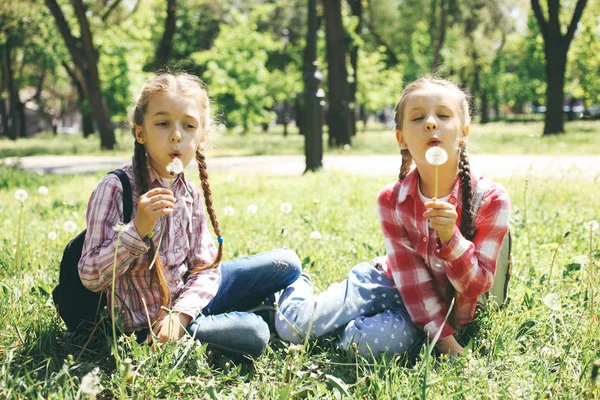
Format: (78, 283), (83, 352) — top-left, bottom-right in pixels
(398, 168), (474, 207)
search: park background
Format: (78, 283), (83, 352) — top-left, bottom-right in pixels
(1, 0), (600, 398)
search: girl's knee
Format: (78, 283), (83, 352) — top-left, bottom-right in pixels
(277, 248), (302, 280)
(239, 314), (271, 357)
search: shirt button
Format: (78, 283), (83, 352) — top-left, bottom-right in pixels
(449, 198), (456, 204)
(422, 237), (427, 242)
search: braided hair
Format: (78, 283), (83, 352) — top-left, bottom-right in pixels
(130, 73), (220, 320)
(393, 76), (474, 329)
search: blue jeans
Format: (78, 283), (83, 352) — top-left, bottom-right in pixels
(276, 259), (423, 359)
(186, 248), (301, 358)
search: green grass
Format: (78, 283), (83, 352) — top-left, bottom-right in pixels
(0, 164), (599, 398)
(2, 120), (600, 159)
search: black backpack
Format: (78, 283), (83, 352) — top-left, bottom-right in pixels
(52, 169), (133, 332)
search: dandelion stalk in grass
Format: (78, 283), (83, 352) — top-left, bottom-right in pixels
(14, 189), (28, 270)
(584, 220), (599, 321)
(546, 230), (571, 294)
(111, 227), (124, 363)
(148, 158), (184, 270)
(425, 147), (448, 201)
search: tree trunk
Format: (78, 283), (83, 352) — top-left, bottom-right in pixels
(46, 0), (116, 149)
(282, 101), (289, 137)
(432, 0), (447, 71)
(155, 0), (177, 71)
(543, 45), (567, 134)
(530, 0), (588, 135)
(2, 42), (21, 140)
(348, 0), (362, 138)
(480, 90), (489, 124)
(63, 62), (95, 136)
(303, 0), (323, 172)
(324, 0), (350, 147)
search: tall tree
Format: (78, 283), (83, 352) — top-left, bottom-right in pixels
(431, 0), (447, 71)
(154, 0), (177, 71)
(323, 0), (350, 147)
(530, 0), (588, 135)
(46, 0), (116, 149)
(348, 0), (362, 137)
(303, 0), (323, 172)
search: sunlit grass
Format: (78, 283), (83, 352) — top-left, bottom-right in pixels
(0, 163), (599, 398)
(2, 120), (600, 159)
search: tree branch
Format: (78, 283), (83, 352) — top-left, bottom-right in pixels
(101, 0), (123, 22)
(72, 0), (98, 65)
(45, 0), (86, 67)
(530, 0), (548, 40)
(564, 0), (588, 45)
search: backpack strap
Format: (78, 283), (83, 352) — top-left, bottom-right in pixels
(470, 177), (494, 222)
(109, 169), (133, 223)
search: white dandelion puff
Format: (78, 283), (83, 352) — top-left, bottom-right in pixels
(14, 189), (28, 202)
(38, 186), (49, 195)
(280, 202), (292, 214)
(79, 372), (103, 396)
(542, 293), (561, 311)
(166, 158), (184, 176)
(47, 232), (57, 240)
(309, 231), (323, 240)
(584, 220), (599, 231)
(425, 146), (448, 166)
(112, 223), (128, 233)
(224, 206), (235, 216)
(227, 175), (236, 183)
(247, 204), (258, 214)
(343, 144), (351, 151)
(63, 221), (77, 233)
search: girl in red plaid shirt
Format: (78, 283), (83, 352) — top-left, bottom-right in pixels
(276, 77), (510, 359)
(79, 73), (301, 358)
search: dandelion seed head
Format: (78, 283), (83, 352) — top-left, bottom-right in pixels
(166, 158), (184, 176)
(280, 202), (292, 214)
(113, 223), (128, 233)
(48, 232), (57, 240)
(80, 372), (103, 396)
(246, 204), (258, 214)
(343, 144), (351, 151)
(584, 220), (599, 231)
(224, 206), (235, 216)
(14, 189), (28, 202)
(63, 221), (77, 233)
(309, 231), (323, 240)
(542, 293), (561, 311)
(425, 147), (448, 166)
(38, 186), (48, 195)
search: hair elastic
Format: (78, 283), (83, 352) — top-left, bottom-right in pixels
(217, 236), (224, 244)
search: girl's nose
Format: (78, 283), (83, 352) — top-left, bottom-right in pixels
(425, 116), (438, 131)
(170, 128), (182, 143)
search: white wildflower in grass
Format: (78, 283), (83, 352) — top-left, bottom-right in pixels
(14, 189), (28, 202)
(37, 186), (48, 195)
(79, 371), (103, 396)
(343, 144), (351, 151)
(47, 232), (57, 240)
(247, 204), (258, 214)
(309, 231), (323, 240)
(425, 147), (448, 166)
(542, 293), (561, 311)
(227, 175), (236, 183)
(224, 206), (235, 216)
(63, 221), (77, 233)
(280, 202), (293, 214)
(584, 220), (599, 231)
(166, 158), (184, 176)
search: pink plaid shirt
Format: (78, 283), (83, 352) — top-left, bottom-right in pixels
(79, 164), (220, 332)
(377, 169), (510, 340)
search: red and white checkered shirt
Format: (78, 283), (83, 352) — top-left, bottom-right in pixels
(377, 168), (511, 340)
(79, 164), (220, 332)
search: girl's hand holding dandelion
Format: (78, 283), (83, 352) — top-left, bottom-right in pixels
(423, 147), (456, 244)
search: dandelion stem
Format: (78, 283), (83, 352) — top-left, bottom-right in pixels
(523, 179), (533, 269)
(148, 178), (173, 270)
(590, 226), (595, 321)
(433, 165), (439, 201)
(16, 202), (23, 270)
(112, 231), (122, 363)
(546, 231), (570, 294)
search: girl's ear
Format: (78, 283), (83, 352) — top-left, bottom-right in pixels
(395, 130), (407, 149)
(135, 125), (144, 144)
(197, 132), (207, 151)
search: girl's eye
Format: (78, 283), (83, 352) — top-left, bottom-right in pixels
(156, 121), (169, 127)
(185, 124), (197, 129)
(412, 116), (424, 121)
(438, 114), (449, 119)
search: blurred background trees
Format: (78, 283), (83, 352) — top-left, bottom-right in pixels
(1, 0), (598, 148)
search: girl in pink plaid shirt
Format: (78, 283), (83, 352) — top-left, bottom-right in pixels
(79, 73), (301, 358)
(276, 77), (510, 359)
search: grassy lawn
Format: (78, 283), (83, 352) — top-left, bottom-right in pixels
(0, 164), (599, 398)
(1, 120), (600, 159)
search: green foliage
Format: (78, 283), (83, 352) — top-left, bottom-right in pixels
(0, 164), (599, 397)
(192, 5), (283, 132)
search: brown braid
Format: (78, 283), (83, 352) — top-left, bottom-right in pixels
(190, 150), (223, 273)
(399, 149), (413, 180)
